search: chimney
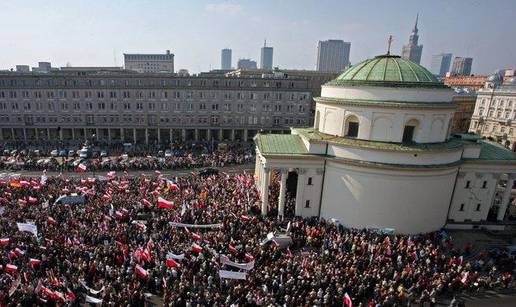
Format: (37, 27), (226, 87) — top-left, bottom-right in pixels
(166, 50), (170, 55)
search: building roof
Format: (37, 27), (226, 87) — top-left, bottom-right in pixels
(327, 55), (447, 89)
(254, 134), (308, 155)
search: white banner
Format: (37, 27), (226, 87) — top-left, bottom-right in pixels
(169, 222), (223, 229)
(166, 252), (185, 260)
(218, 270), (247, 280)
(17, 222), (38, 237)
(85, 295), (103, 304)
(220, 255), (255, 271)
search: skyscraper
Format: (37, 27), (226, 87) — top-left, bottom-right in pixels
(221, 49), (232, 70)
(430, 53), (452, 77)
(401, 14), (423, 64)
(316, 39), (351, 72)
(260, 40), (273, 69)
(450, 57), (473, 76)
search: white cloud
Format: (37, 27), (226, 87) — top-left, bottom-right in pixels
(205, 2), (243, 15)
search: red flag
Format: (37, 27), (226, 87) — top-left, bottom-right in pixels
(157, 197), (174, 209)
(228, 244), (239, 255)
(191, 232), (202, 241)
(47, 217), (57, 225)
(76, 163), (87, 173)
(245, 253), (254, 262)
(191, 243), (203, 253)
(142, 198), (152, 207)
(66, 288), (76, 302)
(166, 258), (181, 268)
(115, 211), (123, 220)
(240, 215), (251, 222)
(135, 265), (148, 279)
(285, 247), (293, 257)
(14, 248), (25, 257)
(28, 196), (38, 204)
(343, 293), (353, 307)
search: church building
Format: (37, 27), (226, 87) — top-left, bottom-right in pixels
(254, 54), (516, 234)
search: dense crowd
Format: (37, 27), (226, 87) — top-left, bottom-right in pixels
(0, 171), (514, 306)
(0, 149), (254, 172)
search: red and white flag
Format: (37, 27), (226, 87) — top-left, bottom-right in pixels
(142, 198), (152, 207)
(240, 215), (251, 222)
(135, 265), (148, 279)
(76, 163), (87, 173)
(5, 264), (17, 272)
(228, 244), (239, 255)
(166, 258), (181, 269)
(343, 293), (353, 307)
(14, 248), (25, 257)
(157, 197), (174, 209)
(191, 243), (203, 253)
(28, 196), (38, 204)
(30, 258), (42, 266)
(245, 253), (254, 262)
(47, 217), (57, 225)
(0, 238), (9, 246)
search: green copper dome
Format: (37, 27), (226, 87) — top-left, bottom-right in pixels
(328, 55), (447, 88)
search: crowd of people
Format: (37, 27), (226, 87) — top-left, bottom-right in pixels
(0, 149), (254, 172)
(0, 170), (514, 306)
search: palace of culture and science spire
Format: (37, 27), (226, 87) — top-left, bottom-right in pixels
(401, 14), (423, 64)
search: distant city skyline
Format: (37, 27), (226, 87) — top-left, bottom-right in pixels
(1, 0), (515, 74)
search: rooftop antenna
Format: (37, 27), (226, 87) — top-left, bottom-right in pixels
(264, 39), (266, 47)
(387, 35), (393, 55)
(113, 49), (118, 67)
(414, 13), (419, 31)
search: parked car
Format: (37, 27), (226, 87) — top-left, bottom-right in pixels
(100, 150), (108, 157)
(58, 149), (67, 157)
(68, 150), (76, 157)
(50, 150), (59, 157)
(164, 149), (173, 158)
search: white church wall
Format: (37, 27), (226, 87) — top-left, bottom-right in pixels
(448, 171), (498, 222)
(319, 161), (457, 234)
(321, 85), (454, 103)
(297, 168), (324, 217)
(316, 102), (455, 144)
(327, 144), (462, 166)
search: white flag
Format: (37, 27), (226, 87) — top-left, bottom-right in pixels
(85, 295), (103, 304)
(166, 252), (185, 260)
(17, 222), (38, 237)
(218, 270), (247, 280)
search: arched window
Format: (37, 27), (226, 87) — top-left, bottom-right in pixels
(344, 115), (359, 138)
(402, 119), (419, 143)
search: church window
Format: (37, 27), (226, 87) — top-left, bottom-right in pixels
(482, 181), (487, 189)
(307, 177), (312, 185)
(465, 181), (470, 188)
(476, 204), (481, 211)
(305, 200), (310, 208)
(345, 115), (359, 138)
(402, 119), (419, 143)
(459, 204), (465, 211)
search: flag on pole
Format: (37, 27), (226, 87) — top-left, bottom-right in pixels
(157, 197), (174, 209)
(30, 258), (42, 266)
(5, 264), (18, 272)
(228, 244), (239, 255)
(191, 232), (202, 241)
(191, 243), (203, 253)
(47, 217), (57, 225)
(76, 163), (87, 173)
(0, 238), (9, 246)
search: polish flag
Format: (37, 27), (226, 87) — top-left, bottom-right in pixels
(102, 193), (112, 202)
(151, 190), (161, 197)
(33, 185), (41, 191)
(28, 196), (38, 204)
(5, 264), (17, 272)
(14, 248), (25, 257)
(66, 288), (76, 302)
(228, 245), (239, 255)
(245, 253), (254, 262)
(240, 215), (251, 222)
(20, 180), (30, 186)
(142, 198), (152, 207)
(115, 211), (123, 220)
(107, 171), (116, 179)
(343, 293), (353, 307)
(18, 199), (27, 206)
(136, 223), (146, 232)
(30, 258), (42, 265)
(191, 243), (203, 253)
(0, 238), (9, 246)
(157, 197), (174, 209)
(135, 265), (148, 279)
(166, 258), (181, 269)
(191, 232), (202, 241)
(47, 217), (57, 225)
(76, 163), (87, 173)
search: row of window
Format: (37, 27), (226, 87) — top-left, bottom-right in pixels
(471, 121), (515, 136)
(479, 97), (515, 109)
(476, 108), (516, 120)
(0, 90), (309, 101)
(0, 101), (307, 113)
(0, 78), (302, 89)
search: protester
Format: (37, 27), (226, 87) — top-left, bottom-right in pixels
(0, 170), (514, 306)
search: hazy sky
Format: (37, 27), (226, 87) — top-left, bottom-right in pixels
(1, 0), (515, 74)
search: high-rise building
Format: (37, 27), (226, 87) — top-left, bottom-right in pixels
(450, 57), (473, 76)
(401, 14), (423, 64)
(430, 53), (452, 77)
(124, 50), (174, 73)
(237, 59), (257, 70)
(221, 49), (232, 70)
(316, 40), (350, 73)
(260, 40), (273, 69)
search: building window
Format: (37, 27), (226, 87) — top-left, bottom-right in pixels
(482, 181), (487, 189)
(307, 177), (312, 185)
(345, 115), (359, 138)
(402, 120), (419, 143)
(459, 204), (465, 211)
(305, 200), (310, 208)
(476, 204), (481, 211)
(465, 181), (471, 189)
